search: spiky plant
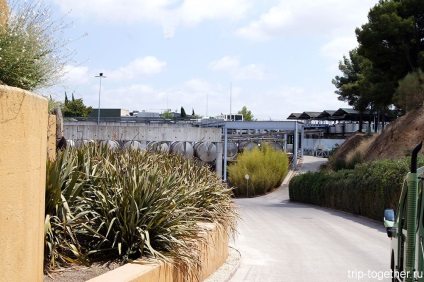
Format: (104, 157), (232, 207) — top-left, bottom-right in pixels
(44, 144), (238, 280)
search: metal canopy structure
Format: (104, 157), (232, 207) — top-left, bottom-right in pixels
(222, 121), (304, 181)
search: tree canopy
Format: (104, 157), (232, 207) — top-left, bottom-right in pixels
(0, 0), (77, 90)
(238, 106), (254, 121)
(393, 70), (424, 112)
(180, 107), (187, 118)
(62, 93), (92, 117)
(334, 0), (424, 115)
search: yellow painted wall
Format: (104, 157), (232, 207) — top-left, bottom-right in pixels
(0, 85), (48, 282)
(88, 223), (229, 282)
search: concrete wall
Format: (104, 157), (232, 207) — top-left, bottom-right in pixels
(88, 223), (229, 282)
(64, 122), (221, 143)
(0, 85), (47, 282)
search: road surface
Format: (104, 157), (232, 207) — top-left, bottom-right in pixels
(229, 156), (391, 282)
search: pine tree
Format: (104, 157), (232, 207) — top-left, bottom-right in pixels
(181, 107), (187, 118)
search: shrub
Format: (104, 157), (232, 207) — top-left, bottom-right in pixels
(45, 145), (238, 279)
(289, 156), (424, 221)
(0, 1), (78, 90)
(228, 143), (289, 197)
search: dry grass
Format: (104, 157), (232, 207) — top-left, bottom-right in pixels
(345, 134), (377, 164)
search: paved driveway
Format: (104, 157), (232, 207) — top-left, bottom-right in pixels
(229, 156), (391, 282)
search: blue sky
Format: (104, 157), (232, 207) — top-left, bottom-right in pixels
(42, 0), (378, 120)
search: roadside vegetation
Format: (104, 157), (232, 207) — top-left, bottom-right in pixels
(290, 156), (424, 221)
(228, 143), (289, 197)
(45, 144), (238, 279)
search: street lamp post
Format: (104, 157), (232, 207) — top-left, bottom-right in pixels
(95, 73), (106, 124)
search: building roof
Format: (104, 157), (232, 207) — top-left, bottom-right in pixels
(287, 113), (302, 120)
(298, 112), (322, 120)
(317, 110), (337, 119)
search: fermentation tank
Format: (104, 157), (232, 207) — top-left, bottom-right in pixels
(75, 139), (94, 148)
(147, 141), (169, 152)
(66, 139), (75, 148)
(238, 141), (258, 152)
(124, 140), (146, 151)
(170, 141), (194, 158)
(100, 140), (119, 149)
(225, 142), (238, 159)
(194, 142), (217, 163)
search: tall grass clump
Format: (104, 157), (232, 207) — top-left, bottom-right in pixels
(44, 144), (238, 279)
(228, 143), (289, 197)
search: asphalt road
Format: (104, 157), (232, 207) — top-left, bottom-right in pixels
(229, 156), (391, 282)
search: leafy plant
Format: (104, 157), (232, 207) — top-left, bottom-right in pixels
(228, 143), (289, 197)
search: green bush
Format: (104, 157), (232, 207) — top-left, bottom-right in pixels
(228, 143), (289, 197)
(45, 145), (238, 278)
(0, 1), (77, 90)
(289, 156), (424, 221)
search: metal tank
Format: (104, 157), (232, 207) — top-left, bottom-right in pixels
(75, 139), (94, 148)
(263, 142), (283, 151)
(225, 142), (238, 160)
(123, 140), (147, 151)
(66, 139), (75, 148)
(170, 141), (194, 158)
(344, 123), (360, 133)
(238, 141), (258, 152)
(100, 140), (120, 149)
(194, 142), (217, 163)
(329, 126), (336, 134)
(147, 141), (169, 153)
(335, 123), (344, 134)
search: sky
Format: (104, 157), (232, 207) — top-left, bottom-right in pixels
(41, 0), (379, 120)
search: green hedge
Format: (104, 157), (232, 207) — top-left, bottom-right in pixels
(289, 157), (424, 221)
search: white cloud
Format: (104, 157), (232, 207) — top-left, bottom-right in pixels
(51, 0), (251, 38)
(62, 65), (90, 84)
(321, 37), (358, 60)
(108, 56), (167, 81)
(209, 56), (239, 71)
(320, 36), (358, 71)
(251, 86), (347, 120)
(180, 0), (250, 26)
(236, 0), (377, 41)
(209, 56), (268, 80)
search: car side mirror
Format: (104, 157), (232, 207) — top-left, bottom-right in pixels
(384, 209), (395, 238)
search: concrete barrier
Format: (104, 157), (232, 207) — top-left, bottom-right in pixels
(88, 223), (229, 282)
(0, 85), (48, 282)
(63, 122), (221, 143)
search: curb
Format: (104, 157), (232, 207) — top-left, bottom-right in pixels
(204, 247), (241, 282)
